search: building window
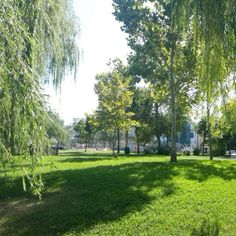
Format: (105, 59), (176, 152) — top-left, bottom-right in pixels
(190, 132), (194, 139)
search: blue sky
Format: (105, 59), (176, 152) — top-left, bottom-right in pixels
(45, 0), (130, 124)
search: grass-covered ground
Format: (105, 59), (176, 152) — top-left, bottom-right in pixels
(0, 150), (236, 236)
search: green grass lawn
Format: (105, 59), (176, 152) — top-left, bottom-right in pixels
(0, 150), (236, 236)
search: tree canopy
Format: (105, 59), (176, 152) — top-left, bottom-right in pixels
(95, 61), (137, 156)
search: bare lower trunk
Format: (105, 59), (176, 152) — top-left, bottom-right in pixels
(55, 140), (60, 156)
(202, 138), (205, 155)
(125, 130), (128, 147)
(135, 127), (140, 155)
(117, 128), (120, 154)
(170, 39), (177, 162)
(137, 139), (140, 155)
(207, 100), (213, 160)
(112, 129), (117, 157)
(154, 103), (161, 148)
(157, 135), (161, 149)
(170, 96), (177, 162)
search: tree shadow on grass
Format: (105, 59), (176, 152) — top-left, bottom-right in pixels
(177, 159), (236, 182)
(58, 151), (158, 158)
(1, 159), (236, 235)
(59, 151), (113, 158)
(58, 151), (158, 163)
(60, 157), (114, 163)
(0, 177), (32, 200)
(1, 162), (178, 236)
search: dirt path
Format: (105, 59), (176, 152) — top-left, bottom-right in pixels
(0, 198), (42, 235)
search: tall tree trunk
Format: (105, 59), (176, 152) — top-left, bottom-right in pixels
(207, 98), (213, 160)
(125, 130), (129, 148)
(154, 103), (161, 148)
(112, 129), (117, 157)
(137, 139), (140, 155)
(117, 128), (120, 154)
(204, 29), (213, 160)
(170, 38), (177, 162)
(91, 137), (94, 149)
(135, 127), (140, 155)
(55, 140), (60, 156)
(202, 134), (205, 155)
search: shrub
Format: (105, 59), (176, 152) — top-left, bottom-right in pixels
(124, 146), (130, 155)
(193, 148), (200, 156)
(212, 138), (226, 157)
(181, 144), (192, 156)
(157, 146), (170, 156)
(144, 149), (152, 154)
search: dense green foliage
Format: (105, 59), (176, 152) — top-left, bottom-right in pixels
(0, 0), (79, 195)
(73, 114), (97, 152)
(113, 0), (199, 161)
(0, 151), (235, 235)
(197, 118), (208, 154)
(112, 0), (236, 161)
(47, 110), (69, 150)
(95, 61), (137, 156)
(131, 88), (153, 153)
(214, 99), (236, 155)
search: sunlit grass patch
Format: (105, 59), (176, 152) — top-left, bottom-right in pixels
(0, 151), (235, 235)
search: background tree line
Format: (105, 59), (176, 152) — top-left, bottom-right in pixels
(110, 0), (235, 161)
(73, 0), (235, 161)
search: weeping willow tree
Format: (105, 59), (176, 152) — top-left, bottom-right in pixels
(171, 0), (236, 159)
(0, 0), (79, 196)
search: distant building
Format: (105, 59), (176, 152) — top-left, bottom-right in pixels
(176, 121), (203, 151)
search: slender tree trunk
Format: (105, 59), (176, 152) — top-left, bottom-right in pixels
(55, 140), (60, 156)
(91, 137), (94, 149)
(207, 99), (213, 160)
(228, 139), (231, 157)
(154, 103), (161, 149)
(135, 127), (140, 155)
(137, 139), (140, 155)
(117, 128), (120, 154)
(112, 129), (117, 157)
(204, 31), (213, 160)
(170, 38), (177, 162)
(125, 130), (129, 148)
(202, 135), (205, 155)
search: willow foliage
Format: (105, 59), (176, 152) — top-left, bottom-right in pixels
(171, 0), (235, 91)
(0, 0), (79, 196)
(171, 0), (235, 158)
